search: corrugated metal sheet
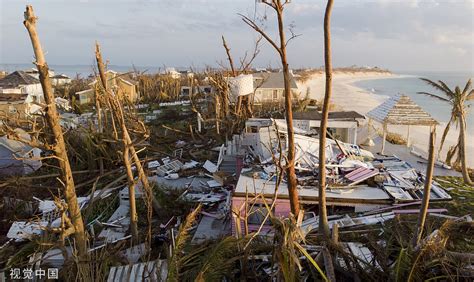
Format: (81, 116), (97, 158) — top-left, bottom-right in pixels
(107, 260), (167, 282)
(367, 94), (438, 126)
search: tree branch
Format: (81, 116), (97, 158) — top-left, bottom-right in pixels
(221, 35), (236, 76)
(239, 14), (282, 56)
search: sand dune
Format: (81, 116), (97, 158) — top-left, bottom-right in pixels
(297, 72), (474, 168)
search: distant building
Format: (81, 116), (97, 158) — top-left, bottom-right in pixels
(180, 85), (213, 97)
(51, 74), (72, 86)
(178, 70), (194, 79)
(253, 72), (298, 103)
(0, 71), (44, 103)
(0, 129), (42, 175)
(23, 68), (55, 80)
(74, 70), (140, 105)
(164, 68), (181, 79)
(75, 89), (94, 105)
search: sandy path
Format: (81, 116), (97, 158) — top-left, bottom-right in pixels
(297, 72), (474, 168)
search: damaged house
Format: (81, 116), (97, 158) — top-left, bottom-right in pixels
(253, 72), (298, 104)
(292, 110), (365, 144)
(228, 118), (452, 236)
(0, 71), (44, 104)
(0, 129), (42, 175)
(75, 70), (140, 105)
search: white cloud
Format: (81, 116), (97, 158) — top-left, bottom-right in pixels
(0, 0), (472, 72)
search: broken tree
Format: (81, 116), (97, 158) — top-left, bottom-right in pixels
(95, 43), (161, 242)
(412, 127), (436, 247)
(318, 0), (334, 241)
(241, 0), (301, 215)
(23, 5), (88, 258)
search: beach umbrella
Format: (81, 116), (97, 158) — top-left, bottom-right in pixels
(367, 94), (438, 154)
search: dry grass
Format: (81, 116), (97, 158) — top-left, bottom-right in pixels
(376, 130), (408, 145)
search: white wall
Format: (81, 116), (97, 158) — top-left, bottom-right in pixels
(23, 84), (44, 103)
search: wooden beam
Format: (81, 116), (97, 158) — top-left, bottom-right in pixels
(381, 123), (387, 154)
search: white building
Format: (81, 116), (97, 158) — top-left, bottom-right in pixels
(51, 74), (72, 86)
(164, 67), (181, 79)
(0, 71), (44, 103)
(253, 72), (298, 103)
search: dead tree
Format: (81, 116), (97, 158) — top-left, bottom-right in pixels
(23, 5), (88, 257)
(412, 127), (436, 247)
(93, 83), (105, 175)
(220, 35), (262, 118)
(241, 0), (300, 215)
(95, 43), (161, 242)
(318, 0), (334, 240)
(222, 36), (237, 77)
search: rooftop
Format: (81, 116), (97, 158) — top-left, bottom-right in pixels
(51, 74), (71, 79)
(0, 71), (40, 88)
(0, 129), (34, 157)
(253, 72), (298, 89)
(293, 110), (366, 121)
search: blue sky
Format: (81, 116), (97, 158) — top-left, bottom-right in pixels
(0, 0), (472, 72)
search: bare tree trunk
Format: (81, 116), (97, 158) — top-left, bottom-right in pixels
(23, 5), (88, 257)
(123, 146), (139, 240)
(459, 113), (473, 185)
(412, 127), (436, 247)
(275, 1), (300, 216)
(94, 85), (104, 175)
(318, 0), (334, 240)
(241, 1), (300, 214)
(95, 44), (161, 232)
(94, 46), (139, 238)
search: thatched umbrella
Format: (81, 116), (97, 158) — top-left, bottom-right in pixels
(367, 94), (438, 154)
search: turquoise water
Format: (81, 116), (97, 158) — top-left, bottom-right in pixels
(353, 71), (474, 129)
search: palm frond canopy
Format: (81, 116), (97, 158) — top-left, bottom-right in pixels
(419, 78), (455, 99)
(461, 79), (472, 97)
(417, 92), (450, 102)
(367, 94), (438, 126)
(467, 90), (474, 101)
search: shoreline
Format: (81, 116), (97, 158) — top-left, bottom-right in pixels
(297, 72), (474, 168)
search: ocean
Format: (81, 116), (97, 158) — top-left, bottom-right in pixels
(353, 71), (474, 130)
(0, 63), (161, 78)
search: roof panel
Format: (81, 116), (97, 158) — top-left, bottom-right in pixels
(0, 71), (40, 88)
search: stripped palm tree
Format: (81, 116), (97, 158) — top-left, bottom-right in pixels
(418, 78), (473, 185)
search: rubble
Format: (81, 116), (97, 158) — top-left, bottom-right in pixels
(107, 259), (168, 282)
(6, 221), (47, 242)
(1, 110), (464, 281)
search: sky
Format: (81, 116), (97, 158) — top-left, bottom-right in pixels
(0, 0), (473, 72)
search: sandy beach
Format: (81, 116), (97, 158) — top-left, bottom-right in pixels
(297, 72), (474, 168)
